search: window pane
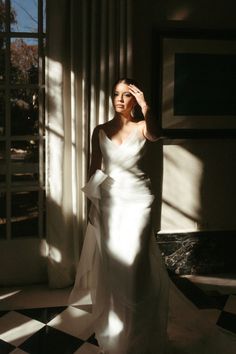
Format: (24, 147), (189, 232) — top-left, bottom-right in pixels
(43, 0), (46, 33)
(11, 38), (38, 84)
(11, 140), (39, 163)
(11, 139), (39, 186)
(11, 191), (38, 238)
(11, 89), (38, 135)
(42, 39), (46, 84)
(0, 90), (5, 136)
(11, 171), (39, 186)
(0, 191), (6, 239)
(0, 0), (6, 32)
(11, 0), (38, 33)
(0, 37), (5, 82)
(0, 141), (5, 185)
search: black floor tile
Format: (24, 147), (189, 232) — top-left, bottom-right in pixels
(17, 306), (67, 324)
(86, 333), (99, 346)
(19, 325), (84, 354)
(171, 276), (230, 310)
(207, 294), (229, 310)
(216, 311), (236, 334)
(0, 339), (15, 354)
(0, 311), (9, 319)
(171, 275), (217, 309)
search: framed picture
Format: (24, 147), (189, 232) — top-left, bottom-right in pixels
(158, 30), (236, 136)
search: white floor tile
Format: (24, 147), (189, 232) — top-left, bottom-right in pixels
(74, 342), (101, 354)
(48, 306), (95, 340)
(0, 285), (72, 311)
(200, 309), (221, 325)
(183, 274), (236, 294)
(0, 311), (45, 347)
(10, 348), (28, 354)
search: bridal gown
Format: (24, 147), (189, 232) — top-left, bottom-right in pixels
(69, 126), (236, 354)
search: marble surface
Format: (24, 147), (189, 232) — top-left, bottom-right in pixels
(156, 230), (236, 275)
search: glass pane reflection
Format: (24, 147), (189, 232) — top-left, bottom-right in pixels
(12, 171), (39, 186)
(43, 0), (46, 33)
(10, 0), (38, 33)
(0, 90), (5, 136)
(11, 38), (38, 84)
(11, 89), (38, 135)
(11, 140), (39, 163)
(11, 139), (39, 186)
(0, 192), (6, 239)
(0, 141), (5, 185)
(0, 37), (5, 82)
(11, 191), (38, 238)
(0, 0), (6, 32)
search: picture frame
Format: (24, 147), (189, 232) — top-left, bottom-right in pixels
(157, 30), (236, 137)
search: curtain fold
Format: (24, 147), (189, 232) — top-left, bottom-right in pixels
(46, 0), (133, 288)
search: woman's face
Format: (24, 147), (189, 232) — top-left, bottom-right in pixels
(112, 82), (136, 115)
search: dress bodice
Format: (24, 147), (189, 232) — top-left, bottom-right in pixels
(99, 126), (148, 184)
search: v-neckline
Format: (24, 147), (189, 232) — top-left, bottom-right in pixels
(101, 126), (138, 147)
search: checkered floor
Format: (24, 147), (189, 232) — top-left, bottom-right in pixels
(0, 275), (236, 354)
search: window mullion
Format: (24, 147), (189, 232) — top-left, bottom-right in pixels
(38, 0), (45, 239)
(5, 0), (11, 240)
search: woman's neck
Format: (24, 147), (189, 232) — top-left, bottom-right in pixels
(113, 113), (134, 126)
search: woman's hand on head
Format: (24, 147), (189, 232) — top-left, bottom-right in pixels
(128, 84), (149, 113)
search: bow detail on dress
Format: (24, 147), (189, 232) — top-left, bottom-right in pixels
(82, 169), (109, 224)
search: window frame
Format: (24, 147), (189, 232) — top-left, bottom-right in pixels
(0, 0), (46, 240)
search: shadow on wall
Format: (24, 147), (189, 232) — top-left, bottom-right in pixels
(46, 196), (82, 289)
(158, 139), (236, 275)
(141, 139), (164, 232)
(183, 139), (236, 232)
(160, 138), (236, 232)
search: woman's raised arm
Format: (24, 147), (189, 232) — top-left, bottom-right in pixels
(129, 84), (162, 141)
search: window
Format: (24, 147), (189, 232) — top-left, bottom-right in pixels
(0, 0), (46, 239)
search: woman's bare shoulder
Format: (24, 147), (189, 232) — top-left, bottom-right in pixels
(136, 120), (146, 138)
(136, 119), (160, 142)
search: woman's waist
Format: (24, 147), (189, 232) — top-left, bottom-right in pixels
(105, 167), (148, 180)
(81, 169), (154, 205)
(101, 169), (152, 193)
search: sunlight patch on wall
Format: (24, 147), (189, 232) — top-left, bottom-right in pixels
(167, 6), (193, 21)
(46, 59), (64, 133)
(161, 145), (203, 232)
(48, 245), (62, 263)
(46, 59), (64, 207)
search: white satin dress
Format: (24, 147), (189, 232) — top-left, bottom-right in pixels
(69, 126), (236, 354)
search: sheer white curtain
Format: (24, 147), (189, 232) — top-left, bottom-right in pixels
(46, 0), (132, 288)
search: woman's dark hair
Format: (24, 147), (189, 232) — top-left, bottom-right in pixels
(111, 77), (139, 98)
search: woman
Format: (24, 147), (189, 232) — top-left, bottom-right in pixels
(69, 78), (236, 354)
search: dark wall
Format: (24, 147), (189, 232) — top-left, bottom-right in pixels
(133, 0), (236, 94)
(132, 0), (236, 274)
(132, 0), (236, 233)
